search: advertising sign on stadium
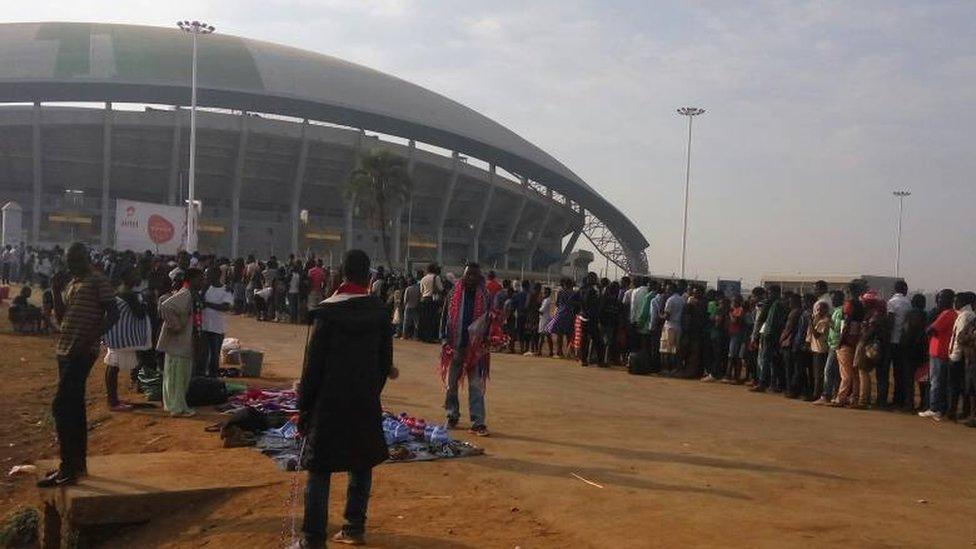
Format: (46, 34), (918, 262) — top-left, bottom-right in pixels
(115, 199), (186, 255)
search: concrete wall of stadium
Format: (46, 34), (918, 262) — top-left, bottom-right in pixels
(0, 104), (582, 274)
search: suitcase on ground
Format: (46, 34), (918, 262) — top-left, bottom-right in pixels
(628, 350), (651, 375)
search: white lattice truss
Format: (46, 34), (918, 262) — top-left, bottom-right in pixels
(582, 210), (649, 275)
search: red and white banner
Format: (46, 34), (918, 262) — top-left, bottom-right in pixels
(115, 199), (186, 255)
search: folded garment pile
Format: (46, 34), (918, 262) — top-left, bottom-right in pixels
(217, 388), (299, 415)
(208, 398), (483, 470)
(382, 412), (484, 463)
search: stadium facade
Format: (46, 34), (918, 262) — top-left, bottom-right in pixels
(0, 22), (648, 273)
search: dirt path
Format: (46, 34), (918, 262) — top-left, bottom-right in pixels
(3, 310), (976, 547)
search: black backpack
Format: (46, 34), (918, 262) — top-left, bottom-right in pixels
(185, 377), (229, 407)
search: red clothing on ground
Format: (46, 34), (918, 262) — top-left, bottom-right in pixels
(928, 309), (958, 360)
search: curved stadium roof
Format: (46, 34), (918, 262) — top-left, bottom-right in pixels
(0, 21), (648, 268)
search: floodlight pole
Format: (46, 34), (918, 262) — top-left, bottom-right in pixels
(178, 20), (215, 253)
(677, 106), (705, 279)
(893, 190), (911, 278)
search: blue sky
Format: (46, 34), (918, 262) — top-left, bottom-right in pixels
(8, 1), (976, 290)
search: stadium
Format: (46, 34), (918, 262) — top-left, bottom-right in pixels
(0, 22), (648, 274)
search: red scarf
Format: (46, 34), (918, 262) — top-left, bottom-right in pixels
(334, 282), (369, 296)
(439, 284), (498, 389)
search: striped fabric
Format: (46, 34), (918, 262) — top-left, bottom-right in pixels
(104, 297), (151, 351)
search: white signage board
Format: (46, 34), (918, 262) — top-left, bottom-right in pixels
(114, 199), (186, 255)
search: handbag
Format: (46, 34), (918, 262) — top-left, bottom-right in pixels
(864, 340), (881, 361)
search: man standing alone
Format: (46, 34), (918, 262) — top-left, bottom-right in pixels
(296, 250), (396, 547)
(38, 243), (118, 488)
(440, 262), (492, 436)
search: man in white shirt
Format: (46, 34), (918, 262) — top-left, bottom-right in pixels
(418, 264), (444, 342)
(201, 267), (234, 377)
(660, 282), (686, 375)
(885, 280), (911, 408)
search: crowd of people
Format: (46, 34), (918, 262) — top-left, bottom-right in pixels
(9, 240), (976, 493)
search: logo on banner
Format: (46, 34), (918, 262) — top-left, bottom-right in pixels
(147, 214), (175, 244)
(120, 206), (139, 228)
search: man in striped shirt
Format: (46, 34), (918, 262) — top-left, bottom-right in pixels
(38, 243), (118, 488)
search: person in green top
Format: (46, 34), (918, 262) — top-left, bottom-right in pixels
(751, 284), (787, 392)
(634, 281), (659, 372)
(814, 291), (846, 404)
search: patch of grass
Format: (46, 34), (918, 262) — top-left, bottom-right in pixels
(0, 506), (39, 548)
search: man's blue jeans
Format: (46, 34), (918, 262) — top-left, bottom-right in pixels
(303, 468), (372, 543)
(823, 348), (839, 400)
(758, 338), (776, 386)
(929, 357), (949, 413)
(445, 353), (486, 427)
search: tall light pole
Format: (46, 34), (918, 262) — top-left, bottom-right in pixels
(677, 106), (705, 279)
(893, 190), (911, 278)
(178, 20), (215, 253)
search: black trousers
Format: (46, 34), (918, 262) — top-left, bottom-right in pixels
(53, 352), (96, 476)
(418, 298), (438, 343)
(789, 350), (812, 397)
(202, 331), (223, 377)
(647, 329), (662, 372)
(579, 320), (604, 366)
(948, 360), (966, 418)
(888, 343), (906, 408)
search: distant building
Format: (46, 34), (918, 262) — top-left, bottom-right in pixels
(760, 274), (905, 299)
(561, 250), (594, 281)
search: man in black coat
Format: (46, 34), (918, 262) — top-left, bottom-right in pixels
(296, 249), (396, 547)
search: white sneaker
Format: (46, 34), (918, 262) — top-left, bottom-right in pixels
(918, 410), (935, 418)
(931, 412), (944, 422)
(701, 374), (716, 383)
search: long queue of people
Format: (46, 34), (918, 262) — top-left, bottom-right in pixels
(12, 243), (976, 430)
(385, 270), (976, 427)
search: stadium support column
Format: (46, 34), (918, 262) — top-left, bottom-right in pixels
(31, 102), (41, 244)
(100, 102), (113, 247)
(394, 139), (416, 268)
(290, 120), (310, 256)
(560, 214), (584, 264)
(167, 108), (182, 205)
(436, 152), (460, 265)
(471, 164), (496, 263)
(525, 204), (552, 273)
(501, 176), (529, 270)
(230, 114), (249, 258)
(391, 140), (414, 267)
(343, 130), (365, 253)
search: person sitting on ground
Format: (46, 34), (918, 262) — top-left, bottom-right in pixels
(9, 286), (42, 333)
(296, 249), (398, 548)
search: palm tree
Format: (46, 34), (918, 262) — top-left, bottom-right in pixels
(345, 148), (412, 268)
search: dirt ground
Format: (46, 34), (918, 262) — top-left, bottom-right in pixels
(3, 299), (976, 548)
